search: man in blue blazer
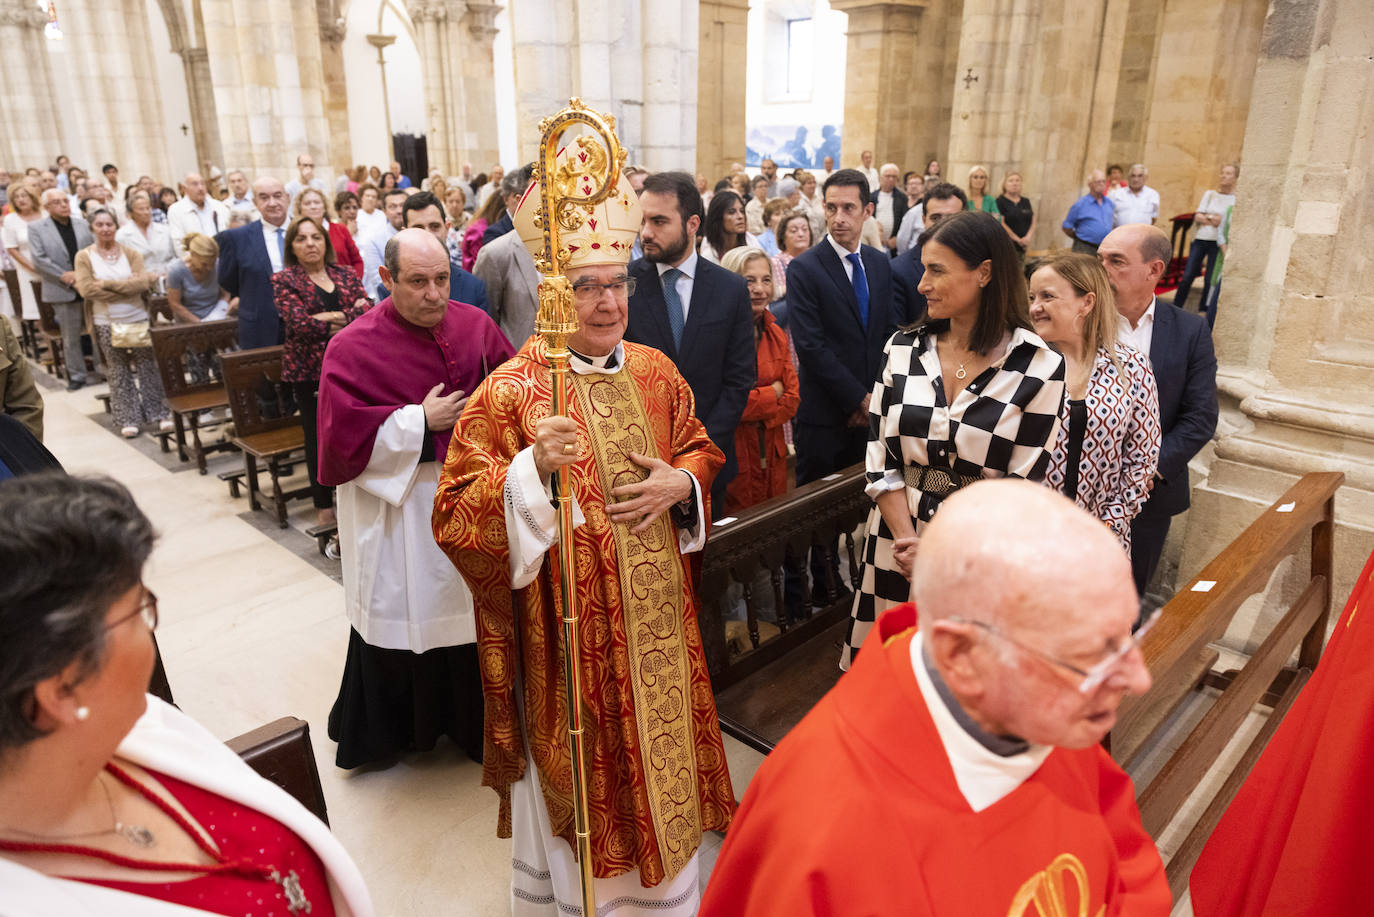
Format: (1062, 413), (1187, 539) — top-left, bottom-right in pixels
(625, 171), (755, 518)
(890, 182), (966, 326)
(217, 177), (291, 349)
(785, 169), (897, 606)
(400, 191), (488, 313)
(786, 169), (897, 483)
(1101, 224), (1218, 595)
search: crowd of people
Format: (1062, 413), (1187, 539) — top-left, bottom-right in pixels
(0, 142), (1228, 916)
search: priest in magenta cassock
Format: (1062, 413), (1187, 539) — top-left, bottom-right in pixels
(432, 148), (735, 916)
(699, 480), (1172, 917)
(317, 228), (513, 769)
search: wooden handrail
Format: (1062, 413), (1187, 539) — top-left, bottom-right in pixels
(698, 464), (869, 689)
(1109, 470), (1342, 900)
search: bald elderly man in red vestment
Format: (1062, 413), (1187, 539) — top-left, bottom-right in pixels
(700, 479), (1171, 917)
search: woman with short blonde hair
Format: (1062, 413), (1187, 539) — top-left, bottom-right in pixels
(965, 165), (1000, 218)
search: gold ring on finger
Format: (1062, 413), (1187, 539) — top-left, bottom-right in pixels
(563, 443), (576, 455)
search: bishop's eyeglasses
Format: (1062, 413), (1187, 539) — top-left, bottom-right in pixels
(948, 608), (1160, 693)
(570, 277), (636, 303)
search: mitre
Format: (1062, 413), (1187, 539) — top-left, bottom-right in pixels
(512, 136), (642, 271)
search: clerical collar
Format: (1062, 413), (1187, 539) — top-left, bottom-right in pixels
(567, 343), (623, 375)
(909, 631), (1052, 813)
(921, 643), (1028, 757)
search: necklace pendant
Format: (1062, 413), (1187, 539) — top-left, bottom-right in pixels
(116, 822), (156, 848)
(955, 364), (968, 380)
(273, 869), (311, 914)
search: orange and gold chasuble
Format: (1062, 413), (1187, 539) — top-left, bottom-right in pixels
(433, 337), (734, 885)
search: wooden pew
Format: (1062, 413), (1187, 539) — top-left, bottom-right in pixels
(33, 284), (65, 379)
(1107, 471), (1342, 900)
(149, 638), (329, 825)
(149, 319), (240, 472)
(219, 346), (310, 527)
(699, 464), (870, 753)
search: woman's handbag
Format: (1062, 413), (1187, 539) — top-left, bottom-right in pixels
(110, 320), (152, 349)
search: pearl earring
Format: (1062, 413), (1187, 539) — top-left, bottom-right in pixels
(74, 706), (90, 721)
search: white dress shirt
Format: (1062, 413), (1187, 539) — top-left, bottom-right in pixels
(261, 218), (288, 273)
(115, 219), (176, 276)
(656, 250), (698, 323)
(166, 195), (229, 246)
(356, 207), (388, 239)
(875, 189), (896, 239)
(360, 221), (400, 299)
(827, 232), (860, 281)
(1109, 185), (1161, 226)
(1116, 296), (1157, 357)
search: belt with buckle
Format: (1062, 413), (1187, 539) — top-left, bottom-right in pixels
(903, 463), (983, 497)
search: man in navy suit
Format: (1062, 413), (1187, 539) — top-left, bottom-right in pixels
(786, 168), (897, 605)
(217, 176), (291, 349)
(400, 191), (489, 314)
(625, 171), (755, 518)
(1100, 223), (1218, 596)
(890, 182), (966, 326)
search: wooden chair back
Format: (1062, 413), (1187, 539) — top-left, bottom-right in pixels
(219, 346), (299, 437)
(150, 319), (239, 399)
(34, 283), (61, 337)
(1109, 471), (1343, 899)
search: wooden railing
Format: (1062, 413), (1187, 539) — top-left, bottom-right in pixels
(698, 464), (869, 691)
(1109, 471), (1342, 900)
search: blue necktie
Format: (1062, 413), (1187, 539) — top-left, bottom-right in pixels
(663, 268), (685, 349)
(275, 227), (285, 263)
(846, 252), (869, 326)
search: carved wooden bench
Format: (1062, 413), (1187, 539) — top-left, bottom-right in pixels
(219, 346), (309, 528)
(149, 318), (241, 472)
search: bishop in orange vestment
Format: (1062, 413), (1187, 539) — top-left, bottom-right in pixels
(700, 480), (1171, 917)
(432, 155), (734, 917)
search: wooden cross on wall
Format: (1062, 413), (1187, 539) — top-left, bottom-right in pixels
(963, 68), (978, 90)
(180, 124), (189, 136)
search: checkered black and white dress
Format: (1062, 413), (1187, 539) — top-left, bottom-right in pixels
(840, 325), (1066, 669)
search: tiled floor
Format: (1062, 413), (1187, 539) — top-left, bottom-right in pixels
(37, 376), (766, 915)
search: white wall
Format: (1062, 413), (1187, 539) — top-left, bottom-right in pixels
(145, 0), (198, 178)
(744, 0), (847, 169)
(343, 0), (426, 168)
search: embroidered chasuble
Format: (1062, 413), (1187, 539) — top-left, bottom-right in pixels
(698, 603), (1171, 917)
(433, 337), (734, 886)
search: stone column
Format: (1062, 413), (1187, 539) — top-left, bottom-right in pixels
(696, 0), (748, 179)
(410, 0), (501, 174)
(178, 47), (226, 177)
(0, 2), (63, 168)
(1180, 0), (1374, 645)
(1138, 0), (1268, 220)
(508, 0), (691, 171)
(457, 2), (502, 168)
(201, 0), (333, 176)
(943, 0), (1127, 251)
(831, 0), (929, 170)
(40, 0), (172, 179)
(318, 14), (352, 174)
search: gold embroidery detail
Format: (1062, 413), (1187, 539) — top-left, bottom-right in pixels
(571, 365), (701, 879)
(1007, 853), (1104, 917)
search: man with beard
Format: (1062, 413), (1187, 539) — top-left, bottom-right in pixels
(625, 170), (755, 517)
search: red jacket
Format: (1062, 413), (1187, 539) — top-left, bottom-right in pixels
(327, 222), (364, 278)
(725, 310), (799, 513)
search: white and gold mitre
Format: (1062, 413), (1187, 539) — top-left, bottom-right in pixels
(512, 135), (641, 270)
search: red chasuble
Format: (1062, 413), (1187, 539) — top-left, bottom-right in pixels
(432, 337), (735, 886)
(1190, 548), (1374, 915)
(698, 603), (1170, 917)
(316, 297), (514, 487)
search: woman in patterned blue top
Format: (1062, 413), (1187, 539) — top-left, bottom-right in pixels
(841, 212), (1066, 669)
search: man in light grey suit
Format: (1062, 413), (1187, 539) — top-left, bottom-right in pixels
(29, 189), (95, 389)
(472, 226), (539, 348)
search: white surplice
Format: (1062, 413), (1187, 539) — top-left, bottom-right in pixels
(0, 697), (374, 917)
(337, 403), (475, 652)
(501, 342), (707, 916)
